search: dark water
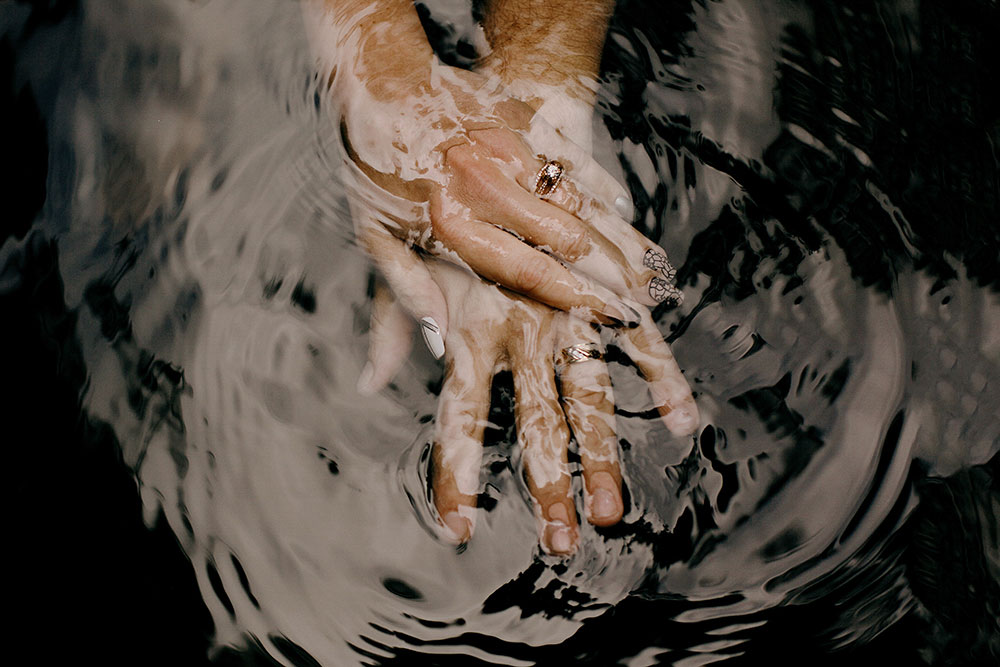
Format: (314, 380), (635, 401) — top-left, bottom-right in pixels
(3, 0), (999, 665)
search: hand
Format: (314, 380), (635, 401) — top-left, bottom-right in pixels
(355, 131), (698, 554)
(317, 0), (698, 555)
(360, 259), (699, 555)
(336, 57), (682, 327)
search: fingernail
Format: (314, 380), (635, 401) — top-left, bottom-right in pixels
(604, 300), (642, 328)
(663, 405), (699, 435)
(614, 195), (634, 220)
(419, 317), (445, 359)
(642, 248), (676, 281)
(442, 511), (470, 543)
(356, 361), (375, 396)
(649, 277), (683, 306)
(544, 522), (575, 555)
(590, 488), (619, 522)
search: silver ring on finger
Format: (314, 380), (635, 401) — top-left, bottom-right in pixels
(556, 342), (603, 373)
(533, 159), (565, 199)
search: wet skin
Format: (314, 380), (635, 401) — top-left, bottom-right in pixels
(308, 0), (699, 554)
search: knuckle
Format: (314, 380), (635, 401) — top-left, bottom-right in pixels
(566, 386), (613, 410)
(444, 143), (475, 170)
(472, 127), (521, 154)
(430, 214), (460, 242)
(491, 130), (524, 157)
(511, 254), (553, 294)
(560, 225), (590, 260)
(560, 192), (586, 218)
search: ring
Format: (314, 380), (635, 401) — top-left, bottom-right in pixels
(533, 160), (565, 199)
(556, 343), (603, 371)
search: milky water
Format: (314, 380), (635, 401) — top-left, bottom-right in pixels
(4, 0), (998, 664)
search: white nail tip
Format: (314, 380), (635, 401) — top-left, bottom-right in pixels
(614, 195), (634, 220)
(419, 317), (445, 360)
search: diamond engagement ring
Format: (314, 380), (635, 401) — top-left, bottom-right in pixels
(533, 160), (565, 199)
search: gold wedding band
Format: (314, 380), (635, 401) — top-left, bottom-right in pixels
(533, 160), (565, 199)
(557, 343), (603, 371)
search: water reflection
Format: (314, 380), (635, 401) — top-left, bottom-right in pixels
(2, 0), (997, 664)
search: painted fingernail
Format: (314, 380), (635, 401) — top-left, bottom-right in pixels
(442, 511), (471, 543)
(356, 361), (375, 396)
(604, 300), (642, 328)
(419, 317), (445, 359)
(615, 195), (634, 220)
(649, 277), (684, 306)
(642, 249), (677, 281)
(663, 405), (699, 435)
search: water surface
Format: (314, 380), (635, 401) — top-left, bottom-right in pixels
(2, 0), (998, 665)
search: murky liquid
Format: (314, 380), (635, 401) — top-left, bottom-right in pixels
(3, 0), (998, 664)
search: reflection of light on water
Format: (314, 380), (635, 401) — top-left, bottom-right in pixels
(35, 0), (997, 664)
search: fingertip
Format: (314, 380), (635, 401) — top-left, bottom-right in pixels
(441, 510), (474, 544)
(601, 300), (643, 328)
(585, 471), (624, 527)
(538, 500), (579, 556)
(662, 402), (700, 436)
(542, 521), (579, 556)
(587, 488), (623, 527)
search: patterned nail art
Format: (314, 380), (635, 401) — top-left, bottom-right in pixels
(649, 277), (683, 305)
(643, 249), (677, 281)
(645, 249), (682, 304)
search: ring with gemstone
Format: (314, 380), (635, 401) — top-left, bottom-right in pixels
(556, 342), (603, 372)
(533, 159), (565, 199)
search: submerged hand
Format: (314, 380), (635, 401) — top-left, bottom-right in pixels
(315, 0), (698, 555)
(362, 261), (698, 556)
(337, 59), (680, 328)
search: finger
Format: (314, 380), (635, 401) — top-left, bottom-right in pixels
(613, 309), (700, 436)
(445, 142), (592, 261)
(357, 280), (414, 395)
(508, 316), (579, 556)
(462, 130), (682, 307)
(554, 314), (623, 527)
(485, 102), (631, 214)
(579, 208), (685, 308)
(429, 194), (642, 328)
(431, 337), (496, 545)
(354, 206), (449, 359)
(469, 126), (600, 221)
(523, 114), (634, 218)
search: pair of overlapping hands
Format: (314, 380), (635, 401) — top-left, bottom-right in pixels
(336, 38), (697, 555)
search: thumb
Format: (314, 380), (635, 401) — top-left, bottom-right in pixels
(352, 202), (449, 361)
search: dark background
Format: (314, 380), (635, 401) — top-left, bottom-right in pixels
(3, 0), (998, 665)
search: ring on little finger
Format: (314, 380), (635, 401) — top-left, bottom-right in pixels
(533, 159), (565, 199)
(556, 342), (603, 374)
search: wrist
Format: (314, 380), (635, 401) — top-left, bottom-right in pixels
(479, 0), (613, 96)
(479, 65), (596, 149)
(304, 0), (435, 101)
(482, 49), (598, 103)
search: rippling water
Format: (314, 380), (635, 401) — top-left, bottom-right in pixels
(3, 0), (999, 665)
